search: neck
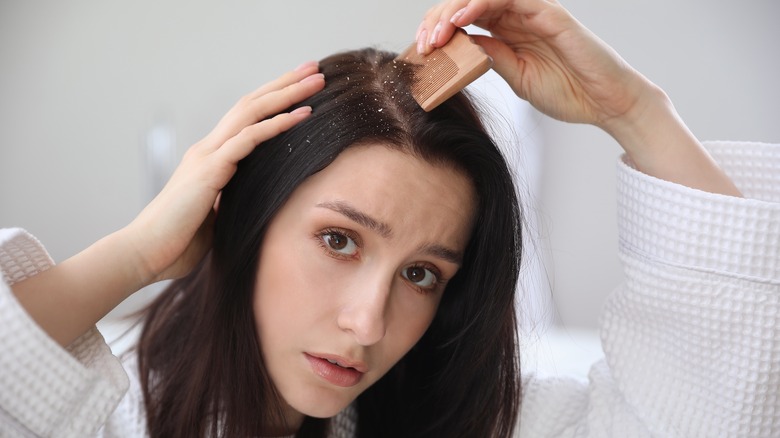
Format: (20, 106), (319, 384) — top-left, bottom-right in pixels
(261, 400), (305, 437)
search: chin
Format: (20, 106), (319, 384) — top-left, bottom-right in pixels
(295, 401), (353, 419)
(305, 406), (348, 419)
(298, 390), (362, 418)
(288, 387), (360, 419)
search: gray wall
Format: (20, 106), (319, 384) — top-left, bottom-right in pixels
(2, 1), (778, 329)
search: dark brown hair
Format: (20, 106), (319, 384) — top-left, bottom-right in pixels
(138, 48), (522, 437)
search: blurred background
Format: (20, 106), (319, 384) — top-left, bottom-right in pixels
(2, 0), (778, 377)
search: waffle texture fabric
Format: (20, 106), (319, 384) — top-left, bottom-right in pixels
(1, 141), (778, 437)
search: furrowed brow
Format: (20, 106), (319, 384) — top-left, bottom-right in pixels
(419, 243), (463, 266)
(316, 201), (393, 238)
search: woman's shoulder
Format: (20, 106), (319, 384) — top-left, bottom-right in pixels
(517, 361), (652, 437)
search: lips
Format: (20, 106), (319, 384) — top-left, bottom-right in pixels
(305, 353), (367, 387)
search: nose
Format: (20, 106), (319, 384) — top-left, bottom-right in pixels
(337, 272), (392, 346)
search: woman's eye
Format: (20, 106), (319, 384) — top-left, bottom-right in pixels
(402, 266), (438, 288)
(322, 232), (358, 256)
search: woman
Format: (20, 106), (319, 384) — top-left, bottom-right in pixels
(135, 48), (522, 437)
(2, 0), (778, 437)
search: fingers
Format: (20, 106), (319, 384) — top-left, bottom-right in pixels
(470, 34), (524, 93)
(416, 0), (552, 54)
(246, 60), (320, 101)
(205, 63), (324, 148)
(214, 105), (313, 164)
(238, 72), (324, 130)
(418, 0), (471, 55)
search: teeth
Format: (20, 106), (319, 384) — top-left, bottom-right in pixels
(327, 359), (342, 367)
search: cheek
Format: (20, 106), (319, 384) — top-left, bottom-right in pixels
(254, 228), (347, 343)
(256, 235), (335, 302)
(253, 234), (319, 343)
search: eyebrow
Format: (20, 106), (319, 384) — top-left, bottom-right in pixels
(315, 200), (463, 265)
(418, 243), (463, 265)
(317, 200), (393, 238)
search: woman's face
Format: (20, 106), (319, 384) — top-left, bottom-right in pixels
(254, 143), (476, 425)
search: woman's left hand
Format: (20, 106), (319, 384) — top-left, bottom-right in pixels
(416, 0), (741, 197)
(416, 0), (652, 131)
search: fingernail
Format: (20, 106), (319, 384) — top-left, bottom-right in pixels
(430, 22), (442, 46)
(294, 60), (318, 72)
(451, 7), (467, 25)
(300, 73), (324, 84)
(415, 21), (425, 41)
(417, 29), (428, 54)
(291, 106), (312, 115)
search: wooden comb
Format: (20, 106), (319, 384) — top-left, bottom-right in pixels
(396, 29), (492, 112)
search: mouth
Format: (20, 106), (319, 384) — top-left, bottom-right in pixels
(304, 353), (367, 387)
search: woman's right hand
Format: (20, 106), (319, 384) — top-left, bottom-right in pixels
(12, 63), (324, 347)
(127, 62), (325, 285)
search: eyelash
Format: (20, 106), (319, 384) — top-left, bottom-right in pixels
(314, 228), (447, 295)
(316, 227), (361, 260)
(404, 263), (446, 295)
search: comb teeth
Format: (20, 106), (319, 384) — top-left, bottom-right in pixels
(397, 29), (493, 112)
(411, 50), (459, 105)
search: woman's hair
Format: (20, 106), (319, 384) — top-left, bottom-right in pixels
(138, 48), (522, 438)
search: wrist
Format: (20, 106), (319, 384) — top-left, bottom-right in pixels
(597, 79), (672, 160)
(598, 82), (741, 196)
(116, 223), (163, 289)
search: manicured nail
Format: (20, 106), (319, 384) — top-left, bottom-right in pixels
(430, 22), (442, 46)
(450, 7), (467, 25)
(291, 106), (312, 115)
(417, 29), (428, 54)
(294, 60), (318, 72)
(415, 21), (425, 41)
(300, 73), (324, 84)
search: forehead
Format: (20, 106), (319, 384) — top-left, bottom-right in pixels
(289, 144), (477, 248)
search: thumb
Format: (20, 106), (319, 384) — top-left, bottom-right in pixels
(471, 34), (524, 99)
